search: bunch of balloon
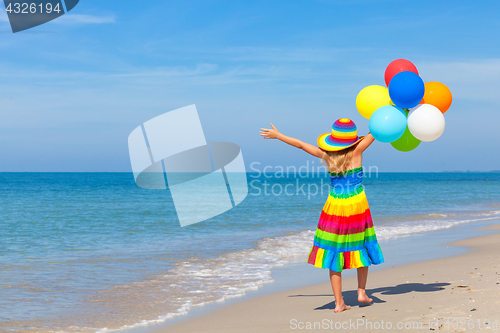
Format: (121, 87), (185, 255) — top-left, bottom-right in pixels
(356, 59), (452, 152)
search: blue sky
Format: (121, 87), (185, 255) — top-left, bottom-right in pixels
(0, 0), (499, 172)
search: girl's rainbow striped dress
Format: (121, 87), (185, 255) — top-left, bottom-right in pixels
(307, 166), (384, 272)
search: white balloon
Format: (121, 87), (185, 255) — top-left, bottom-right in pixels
(408, 104), (445, 142)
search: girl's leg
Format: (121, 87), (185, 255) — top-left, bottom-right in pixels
(357, 267), (373, 303)
(329, 270), (351, 312)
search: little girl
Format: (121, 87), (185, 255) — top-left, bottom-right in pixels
(260, 118), (384, 313)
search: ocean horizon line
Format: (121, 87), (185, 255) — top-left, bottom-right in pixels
(0, 170), (499, 174)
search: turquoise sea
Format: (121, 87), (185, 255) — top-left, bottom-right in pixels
(1, 170), (500, 332)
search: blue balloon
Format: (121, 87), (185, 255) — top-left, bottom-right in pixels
(389, 71), (425, 109)
(369, 105), (407, 143)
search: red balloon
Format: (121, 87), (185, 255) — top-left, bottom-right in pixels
(384, 59), (419, 87)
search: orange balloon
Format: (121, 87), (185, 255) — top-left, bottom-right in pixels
(421, 82), (452, 113)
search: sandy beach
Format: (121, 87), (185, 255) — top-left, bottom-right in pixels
(150, 224), (500, 333)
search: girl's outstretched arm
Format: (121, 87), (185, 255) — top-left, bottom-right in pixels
(354, 133), (375, 155)
(260, 123), (324, 158)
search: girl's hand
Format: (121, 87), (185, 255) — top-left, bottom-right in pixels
(260, 123), (324, 158)
(260, 123), (280, 139)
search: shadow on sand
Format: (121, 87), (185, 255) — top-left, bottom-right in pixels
(289, 282), (450, 310)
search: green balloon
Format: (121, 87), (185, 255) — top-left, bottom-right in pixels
(391, 125), (421, 152)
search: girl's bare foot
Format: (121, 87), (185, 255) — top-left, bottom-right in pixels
(334, 302), (351, 313)
(358, 290), (373, 304)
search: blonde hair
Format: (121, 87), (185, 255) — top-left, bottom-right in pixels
(320, 144), (358, 174)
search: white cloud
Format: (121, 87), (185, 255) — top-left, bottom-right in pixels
(419, 59), (500, 102)
(420, 59), (500, 84)
(53, 14), (116, 25)
(141, 41), (371, 64)
(0, 8), (115, 25)
(186, 46), (369, 63)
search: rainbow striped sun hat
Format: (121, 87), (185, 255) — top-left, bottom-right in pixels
(317, 118), (364, 151)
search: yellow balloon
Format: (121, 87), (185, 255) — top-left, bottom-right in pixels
(356, 85), (393, 119)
